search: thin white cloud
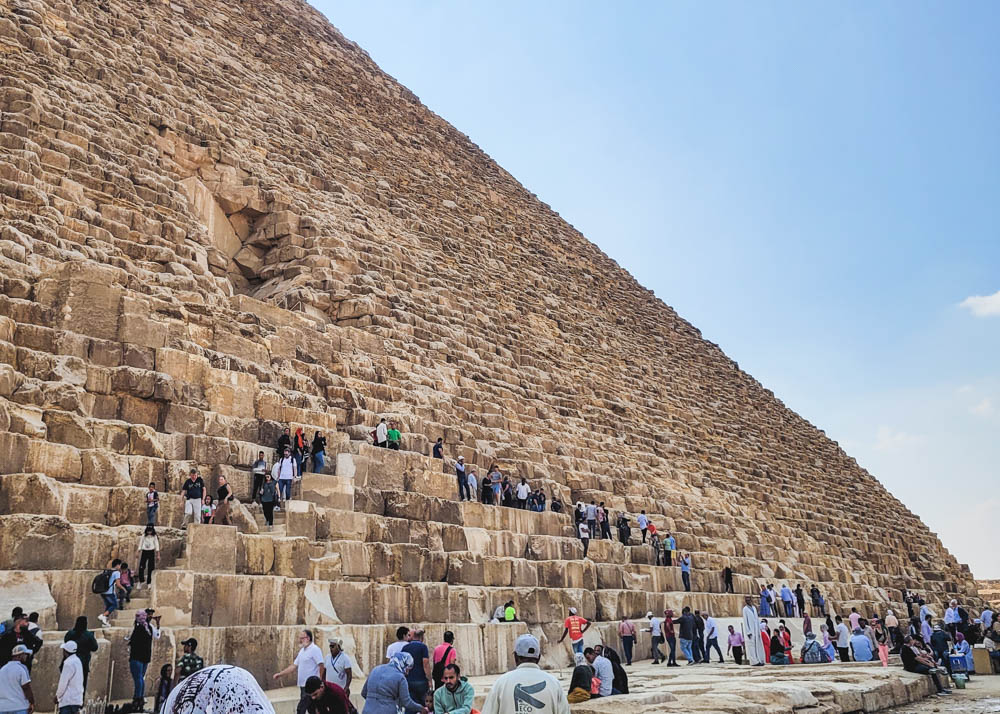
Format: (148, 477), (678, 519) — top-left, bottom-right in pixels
(873, 425), (922, 453)
(959, 290), (1000, 317)
(971, 398), (994, 416)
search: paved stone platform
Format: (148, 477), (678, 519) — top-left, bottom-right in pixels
(266, 661), (937, 714)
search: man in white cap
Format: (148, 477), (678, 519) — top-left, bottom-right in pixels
(0, 644), (34, 714)
(557, 608), (590, 656)
(56, 640), (84, 714)
(480, 634), (569, 714)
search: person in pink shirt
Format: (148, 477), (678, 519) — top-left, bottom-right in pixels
(432, 630), (458, 689)
(849, 608), (861, 632)
(618, 616), (637, 665)
(727, 624), (745, 664)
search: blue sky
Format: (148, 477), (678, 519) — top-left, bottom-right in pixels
(311, 1), (1000, 578)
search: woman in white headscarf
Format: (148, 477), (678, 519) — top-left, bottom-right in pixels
(362, 652), (423, 714)
(163, 665), (275, 714)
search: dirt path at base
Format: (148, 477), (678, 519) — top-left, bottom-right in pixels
(886, 675), (1000, 713)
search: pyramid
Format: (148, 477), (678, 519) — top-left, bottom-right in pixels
(0, 0), (980, 704)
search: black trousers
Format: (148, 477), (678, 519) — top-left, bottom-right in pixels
(262, 501), (275, 525)
(732, 645), (743, 664)
(251, 473), (265, 502)
(621, 635), (634, 664)
(664, 550), (672, 566)
(838, 647), (850, 662)
(457, 476), (471, 501)
(137, 549), (155, 584)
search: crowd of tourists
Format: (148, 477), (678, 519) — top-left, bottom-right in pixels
(1, 591), (997, 714)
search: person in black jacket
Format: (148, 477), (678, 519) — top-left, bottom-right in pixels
(0, 613), (42, 671)
(64, 616), (100, 690)
(127, 610), (160, 709)
(311, 432), (327, 473)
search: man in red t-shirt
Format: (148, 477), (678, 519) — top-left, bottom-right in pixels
(557, 607), (590, 655)
(298, 676), (349, 714)
(432, 630), (458, 689)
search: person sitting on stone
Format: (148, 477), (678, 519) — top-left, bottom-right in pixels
(584, 647), (615, 698)
(432, 437), (443, 459)
(900, 635), (951, 696)
(550, 495), (563, 513)
(769, 629), (788, 665)
(567, 652), (593, 703)
(800, 631), (829, 663)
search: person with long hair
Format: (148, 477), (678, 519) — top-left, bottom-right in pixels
(154, 663), (173, 714)
(137, 524), (159, 587)
(311, 432), (326, 473)
(260, 472), (279, 530)
(212, 475), (232, 525)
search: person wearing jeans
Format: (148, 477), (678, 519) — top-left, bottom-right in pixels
(455, 457), (469, 501)
(680, 553), (692, 592)
(275, 449), (297, 501)
(127, 611), (160, 709)
(618, 617), (636, 665)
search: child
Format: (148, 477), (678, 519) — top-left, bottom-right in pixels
(154, 663), (173, 714)
(118, 562), (133, 607)
(146, 482), (159, 525)
(423, 690), (435, 713)
(201, 494), (215, 523)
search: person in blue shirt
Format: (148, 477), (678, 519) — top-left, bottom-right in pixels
(400, 629), (431, 705)
(850, 628), (874, 662)
(679, 553), (692, 592)
(780, 584), (795, 617)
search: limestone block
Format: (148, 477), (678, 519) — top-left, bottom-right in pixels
(409, 582), (450, 623)
(447, 553), (484, 585)
(43, 410), (94, 448)
(81, 449), (131, 486)
(511, 558), (539, 587)
(285, 500), (317, 540)
(0, 516), (78, 570)
(302, 473), (354, 510)
(239, 534), (276, 575)
(319, 508), (366, 541)
(0, 571), (57, 629)
(187, 523), (237, 573)
(329, 540), (370, 578)
(24, 439), (82, 481)
(309, 553), (342, 581)
(304, 580), (341, 625)
(178, 176), (243, 258)
(483, 557), (513, 587)
(365, 514), (410, 544)
(129, 424), (165, 458)
(273, 537), (312, 579)
(371, 584), (409, 623)
(328, 581), (374, 624)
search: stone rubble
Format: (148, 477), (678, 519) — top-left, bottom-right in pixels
(0, 0), (983, 708)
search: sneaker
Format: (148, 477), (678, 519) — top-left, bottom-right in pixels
(98, 614), (110, 627)
(941, 689), (952, 694)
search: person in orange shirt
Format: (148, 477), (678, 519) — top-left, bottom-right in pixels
(558, 608), (591, 655)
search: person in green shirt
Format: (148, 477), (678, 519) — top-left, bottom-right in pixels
(504, 601), (517, 622)
(387, 422), (401, 450)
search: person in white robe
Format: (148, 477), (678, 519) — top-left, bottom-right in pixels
(742, 595), (766, 666)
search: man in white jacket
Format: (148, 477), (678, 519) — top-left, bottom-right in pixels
(56, 640), (84, 714)
(481, 634), (569, 714)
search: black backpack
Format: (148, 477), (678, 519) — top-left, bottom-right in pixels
(432, 645), (453, 688)
(91, 570), (112, 594)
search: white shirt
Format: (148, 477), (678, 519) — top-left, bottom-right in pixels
(294, 643), (323, 687)
(648, 617), (662, 637)
(637, 514), (648, 529)
(0, 661), (30, 712)
(517, 483), (530, 499)
(592, 655), (613, 696)
(703, 616), (718, 641)
(480, 663), (570, 714)
(57, 653), (84, 707)
(386, 641), (406, 660)
(139, 534), (159, 551)
(836, 623), (850, 647)
(277, 456), (296, 480)
(467, 473), (477, 489)
(944, 607), (959, 624)
(376, 423), (388, 442)
(578, 523), (590, 539)
(324, 651), (353, 691)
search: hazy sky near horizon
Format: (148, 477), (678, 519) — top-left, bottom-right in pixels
(311, 1), (1000, 578)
